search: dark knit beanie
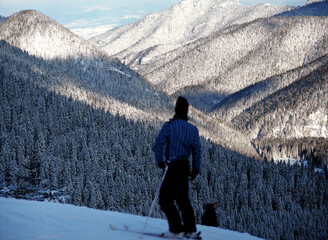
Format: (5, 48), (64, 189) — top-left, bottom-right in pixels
(175, 96), (189, 120)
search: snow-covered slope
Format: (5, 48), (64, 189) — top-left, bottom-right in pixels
(0, 10), (174, 124)
(0, 197), (262, 240)
(233, 61), (328, 140)
(211, 55), (328, 121)
(0, 35), (172, 125)
(144, 16), (328, 97)
(90, 0), (291, 68)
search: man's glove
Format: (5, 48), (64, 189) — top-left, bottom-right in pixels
(158, 162), (166, 169)
(189, 169), (199, 181)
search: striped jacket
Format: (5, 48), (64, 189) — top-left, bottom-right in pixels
(153, 117), (201, 171)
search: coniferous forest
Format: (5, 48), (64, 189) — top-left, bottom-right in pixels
(0, 45), (327, 240)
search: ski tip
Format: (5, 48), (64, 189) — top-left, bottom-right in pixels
(124, 224), (129, 231)
(109, 224), (117, 230)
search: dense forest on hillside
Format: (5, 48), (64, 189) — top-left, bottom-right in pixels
(211, 55), (328, 120)
(0, 40), (172, 115)
(231, 63), (328, 166)
(233, 64), (328, 139)
(1, 44), (328, 240)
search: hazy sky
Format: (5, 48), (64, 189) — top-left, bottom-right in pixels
(0, 0), (308, 27)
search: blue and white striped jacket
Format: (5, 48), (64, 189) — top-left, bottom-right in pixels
(153, 117), (201, 171)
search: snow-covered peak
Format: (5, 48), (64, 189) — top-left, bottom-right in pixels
(0, 10), (106, 60)
(180, 0), (240, 4)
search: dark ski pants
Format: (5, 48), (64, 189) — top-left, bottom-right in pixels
(159, 160), (196, 234)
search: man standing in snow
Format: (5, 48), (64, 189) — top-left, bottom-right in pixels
(154, 96), (201, 239)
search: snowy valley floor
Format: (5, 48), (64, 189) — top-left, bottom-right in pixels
(0, 197), (262, 240)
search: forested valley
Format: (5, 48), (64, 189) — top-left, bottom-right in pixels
(1, 3), (328, 239)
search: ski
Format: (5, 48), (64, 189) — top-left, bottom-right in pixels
(109, 224), (201, 239)
(109, 224), (183, 239)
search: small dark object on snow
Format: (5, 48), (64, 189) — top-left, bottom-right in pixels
(201, 198), (219, 227)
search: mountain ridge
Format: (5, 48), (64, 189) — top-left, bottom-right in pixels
(211, 54), (328, 121)
(233, 63), (328, 140)
(90, 0), (291, 68)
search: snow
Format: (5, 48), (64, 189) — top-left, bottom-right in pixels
(306, 0), (325, 4)
(274, 157), (298, 165)
(109, 66), (132, 78)
(70, 24), (118, 40)
(305, 109), (328, 137)
(273, 159), (324, 173)
(0, 197), (263, 240)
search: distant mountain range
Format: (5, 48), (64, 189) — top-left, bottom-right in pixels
(90, 0), (292, 68)
(0, 9), (257, 158)
(146, 16), (328, 109)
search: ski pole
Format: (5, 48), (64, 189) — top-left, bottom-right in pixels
(140, 165), (169, 240)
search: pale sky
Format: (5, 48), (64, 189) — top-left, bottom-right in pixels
(0, 0), (308, 35)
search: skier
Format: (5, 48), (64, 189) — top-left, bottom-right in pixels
(201, 198), (219, 227)
(153, 96), (202, 239)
